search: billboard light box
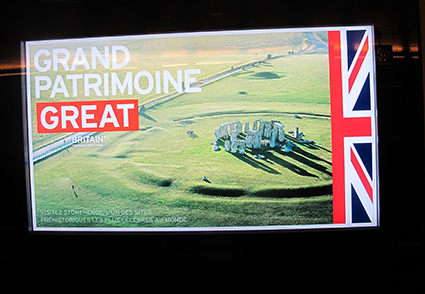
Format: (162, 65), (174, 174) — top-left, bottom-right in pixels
(24, 26), (379, 232)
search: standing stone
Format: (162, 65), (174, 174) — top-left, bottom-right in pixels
(214, 129), (220, 143)
(264, 121), (272, 138)
(275, 123), (285, 142)
(253, 131), (262, 149)
(230, 129), (238, 142)
(277, 126), (285, 142)
(246, 130), (254, 148)
(229, 123), (235, 138)
(231, 141), (238, 153)
(252, 120), (258, 131)
(244, 121), (249, 133)
(224, 140), (231, 152)
(270, 128), (277, 148)
(236, 122), (242, 134)
(294, 126), (299, 139)
(222, 125), (228, 137)
(238, 141), (246, 154)
(258, 120), (265, 136)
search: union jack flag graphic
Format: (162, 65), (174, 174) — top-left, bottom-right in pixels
(328, 27), (379, 226)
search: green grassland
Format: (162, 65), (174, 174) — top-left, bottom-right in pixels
(31, 34), (333, 229)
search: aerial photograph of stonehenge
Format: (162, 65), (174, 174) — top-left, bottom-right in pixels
(28, 29), (333, 230)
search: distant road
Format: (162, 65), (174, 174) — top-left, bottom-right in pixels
(303, 32), (328, 53)
(33, 132), (94, 163)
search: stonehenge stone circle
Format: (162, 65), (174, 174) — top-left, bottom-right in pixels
(213, 119), (310, 154)
(214, 119), (292, 153)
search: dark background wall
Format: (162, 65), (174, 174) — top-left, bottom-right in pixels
(0, 0), (423, 291)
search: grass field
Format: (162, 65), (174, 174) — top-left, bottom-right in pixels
(30, 32), (333, 229)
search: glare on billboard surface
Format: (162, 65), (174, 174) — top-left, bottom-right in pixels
(24, 26), (379, 231)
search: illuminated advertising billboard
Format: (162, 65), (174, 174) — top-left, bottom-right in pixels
(24, 26), (379, 232)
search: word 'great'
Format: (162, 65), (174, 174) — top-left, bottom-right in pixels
(36, 100), (139, 133)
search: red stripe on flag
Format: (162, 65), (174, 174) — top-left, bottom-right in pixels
(350, 148), (373, 202)
(328, 31), (346, 224)
(348, 37), (369, 92)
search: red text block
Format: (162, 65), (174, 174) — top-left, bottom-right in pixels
(37, 99), (139, 133)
